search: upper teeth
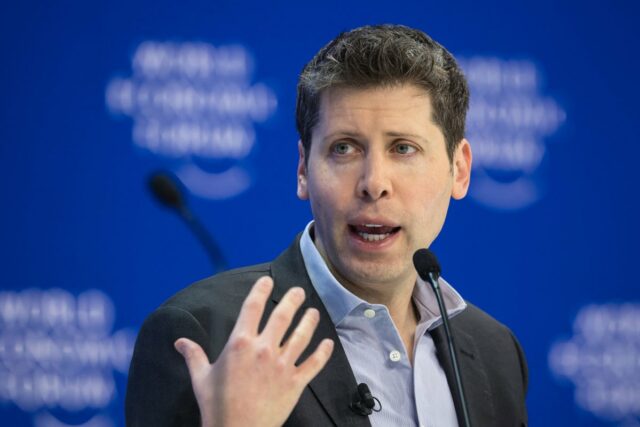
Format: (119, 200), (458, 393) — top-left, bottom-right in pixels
(364, 224), (383, 227)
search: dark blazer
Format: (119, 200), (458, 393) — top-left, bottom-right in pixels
(126, 236), (528, 427)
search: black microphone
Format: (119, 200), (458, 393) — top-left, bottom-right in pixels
(413, 249), (472, 427)
(148, 171), (227, 273)
(148, 172), (185, 211)
(350, 383), (381, 416)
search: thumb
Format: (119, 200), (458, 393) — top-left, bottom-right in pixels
(175, 338), (210, 378)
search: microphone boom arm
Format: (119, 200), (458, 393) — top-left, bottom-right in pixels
(426, 271), (472, 427)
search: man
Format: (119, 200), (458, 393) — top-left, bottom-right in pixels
(126, 25), (528, 427)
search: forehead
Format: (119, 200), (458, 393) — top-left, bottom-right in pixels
(313, 83), (439, 139)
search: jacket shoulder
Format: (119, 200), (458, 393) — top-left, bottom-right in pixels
(161, 262), (272, 315)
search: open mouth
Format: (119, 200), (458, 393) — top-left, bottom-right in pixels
(349, 224), (401, 242)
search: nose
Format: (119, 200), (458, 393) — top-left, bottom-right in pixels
(357, 152), (392, 201)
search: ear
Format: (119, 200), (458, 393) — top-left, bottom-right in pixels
(451, 138), (472, 200)
(297, 141), (309, 200)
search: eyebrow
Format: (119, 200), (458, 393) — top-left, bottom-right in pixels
(322, 130), (431, 145)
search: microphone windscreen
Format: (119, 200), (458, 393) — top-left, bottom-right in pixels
(413, 248), (441, 281)
(357, 383), (374, 408)
(357, 383), (371, 398)
(148, 171), (184, 210)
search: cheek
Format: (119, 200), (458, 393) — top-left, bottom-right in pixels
(308, 163), (355, 206)
(420, 190), (451, 238)
(308, 184), (343, 219)
(404, 178), (452, 230)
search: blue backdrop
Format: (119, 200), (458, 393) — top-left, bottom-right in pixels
(2, 1), (639, 426)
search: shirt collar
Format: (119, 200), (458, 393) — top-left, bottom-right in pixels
(299, 221), (467, 329)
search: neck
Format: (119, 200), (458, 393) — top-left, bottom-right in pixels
(341, 276), (415, 321)
(330, 266), (421, 360)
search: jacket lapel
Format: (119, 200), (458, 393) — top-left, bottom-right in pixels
(270, 236), (371, 427)
(431, 315), (495, 426)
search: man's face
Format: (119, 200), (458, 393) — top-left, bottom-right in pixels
(297, 83), (472, 291)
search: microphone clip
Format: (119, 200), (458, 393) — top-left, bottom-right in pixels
(350, 383), (382, 416)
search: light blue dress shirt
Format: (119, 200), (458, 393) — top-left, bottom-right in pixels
(300, 222), (466, 427)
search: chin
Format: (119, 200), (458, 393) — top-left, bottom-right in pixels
(338, 259), (407, 288)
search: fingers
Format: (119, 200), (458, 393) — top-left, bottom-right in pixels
(226, 277), (331, 389)
(174, 338), (210, 380)
(296, 339), (334, 384)
(262, 286), (306, 346)
(232, 276), (274, 336)
(281, 308), (320, 364)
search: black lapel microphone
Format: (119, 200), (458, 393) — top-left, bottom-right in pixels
(148, 170), (227, 273)
(413, 248), (472, 427)
(350, 383), (381, 416)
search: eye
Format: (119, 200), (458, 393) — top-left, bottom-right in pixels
(332, 142), (355, 155)
(393, 143), (417, 155)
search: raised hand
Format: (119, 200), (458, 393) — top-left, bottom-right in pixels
(174, 276), (334, 427)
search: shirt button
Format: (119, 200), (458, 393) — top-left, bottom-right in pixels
(363, 308), (376, 318)
(389, 350), (402, 362)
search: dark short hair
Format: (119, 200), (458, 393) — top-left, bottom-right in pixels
(296, 24), (469, 163)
